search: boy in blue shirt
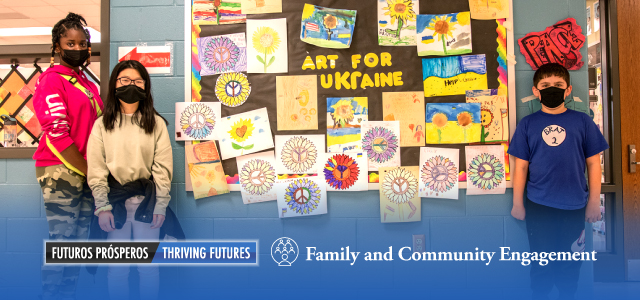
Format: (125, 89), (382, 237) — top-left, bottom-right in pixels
(508, 63), (608, 300)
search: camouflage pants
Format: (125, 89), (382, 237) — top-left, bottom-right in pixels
(36, 164), (94, 300)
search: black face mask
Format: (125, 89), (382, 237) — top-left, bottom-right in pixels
(538, 86), (566, 109)
(115, 85), (146, 104)
(60, 49), (89, 68)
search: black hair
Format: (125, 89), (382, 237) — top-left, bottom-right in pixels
(533, 63), (571, 88)
(50, 12), (91, 67)
(103, 60), (168, 134)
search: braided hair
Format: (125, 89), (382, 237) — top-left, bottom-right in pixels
(50, 12), (92, 68)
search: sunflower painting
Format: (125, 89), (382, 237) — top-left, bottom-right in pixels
(300, 4), (357, 49)
(465, 145), (506, 195)
(419, 147), (459, 199)
(425, 103), (481, 144)
(236, 151), (278, 204)
(246, 18), (288, 73)
(276, 176), (327, 218)
(219, 108), (274, 160)
(326, 97), (368, 153)
(416, 12), (472, 56)
(466, 89), (509, 142)
(378, 0), (418, 46)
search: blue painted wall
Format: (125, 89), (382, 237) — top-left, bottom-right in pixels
(0, 0), (594, 299)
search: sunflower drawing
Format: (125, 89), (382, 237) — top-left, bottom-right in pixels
(323, 154), (360, 190)
(281, 136), (318, 173)
(468, 153), (505, 190)
(426, 15), (456, 55)
(480, 108), (493, 129)
(239, 159), (276, 195)
(330, 99), (354, 128)
(180, 103), (216, 140)
(457, 111), (474, 142)
(431, 112), (448, 143)
(252, 26), (281, 72)
(382, 167), (418, 204)
(323, 14), (337, 40)
(421, 155), (457, 194)
(215, 72), (251, 107)
(383, 0), (417, 38)
(228, 118), (255, 153)
(362, 127), (399, 164)
(285, 178), (322, 215)
(202, 36), (240, 74)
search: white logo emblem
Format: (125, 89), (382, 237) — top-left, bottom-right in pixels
(271, 237), (299, 266)
(541, 125), (566, 147)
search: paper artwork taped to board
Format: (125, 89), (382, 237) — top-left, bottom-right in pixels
(466, 89), (509, 142)
(215, 72), (251, 107)
(300, 4), (357, 49)
(241, 0), (282, 14)
(323, 152), (368, 191)
(175, 102), (221, 141)
(465, 145), (506, 195)
(236, 151), (277, 204)
(247, 18), (288, 73)
(276, 75), (318, 131)
(518, 18), (585, 70)
(197, 33), (246, 76)
(377, 0), (418, 46)
(422, 54), (487, 96)
(275, 135), (325, 175)
(361, 121), (400, 171)
(327, 97), (368, 153)
(382, 91), (425, 147)
(468, 0), (509, 19)
(379, 166), (421, 223)
(186, 141), (230, 199)
(419, 147), (459, 199)
(193, 0), (245, 25)
(219, 108), (273, 160)
(425, 103), (481, 144)
(276, 176), (327, 218)
(416, 12), (472, 56)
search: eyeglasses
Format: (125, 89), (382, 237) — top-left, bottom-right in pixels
(117, 77), (145, 88)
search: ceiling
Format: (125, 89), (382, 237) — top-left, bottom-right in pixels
(0, 0), (100, 45)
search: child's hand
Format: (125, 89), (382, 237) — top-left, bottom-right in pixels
(511, 205), (526, 220)
(98, 210), (115, 232)
(151, 214), (165, 229)
(585, 200), (602, 223)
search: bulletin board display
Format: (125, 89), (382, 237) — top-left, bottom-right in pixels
(183, 0), (517, 190)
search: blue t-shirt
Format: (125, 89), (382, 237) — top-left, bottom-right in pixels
(507, 109), (609, 210)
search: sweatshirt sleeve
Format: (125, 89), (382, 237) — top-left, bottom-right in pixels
(33, 75), (75, 159)
(152, 117), (173, 215)
(86, 119), (112, 215)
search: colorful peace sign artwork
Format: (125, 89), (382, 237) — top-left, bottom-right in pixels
(275, 135), (325, 175)
(465, 145), (506, 195)
(197, 33), (247, 76)
(276, 177), (327, 218)
(419, 147), (459, 199)
(379, 166), (421, 223)
(175, 102), (221, 141)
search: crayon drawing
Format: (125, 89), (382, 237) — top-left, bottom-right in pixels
(175, 102), (221, 141)
(275, 135), (325, 175)
(247, 18), (288, 73)
(416, 12), (472, 56)
(219, 108), (274, 160)
(186, 141), (230, 199)
(193, 0), (245, 25)
(379, 166), (421, 223)
(323, 152), (368, 191)
(241, 0), (282, 14)
(236, 151), (277, 204)
(361, 121), (401, 171)
(197, 33), (247, 76)
(276, 75), (318, 131)
(468, 0), (509, 19)
(326, 97), (368, 153)
(425, 103), (481, 144)
(465, 145), (506, 195)
(466, 89), (509, 142)
(276, 176), (327, 218)
(419, 147), (459, 199)
(382, 91), (425, 147)
(300, 4), (357, 49)
(378, 0), (418, 46)
(422, 54), (488, 96)
(215, 72), (251, 107)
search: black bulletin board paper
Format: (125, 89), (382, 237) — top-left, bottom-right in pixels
(195, 0), (502, 177)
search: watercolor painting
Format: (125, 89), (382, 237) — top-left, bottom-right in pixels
(466, 89), (509, 142)
(361, 121), (401, 171)
(241, 0), (281, 14)
(419, 147), (459, 199)
(327, 97), (368, 153)
(197, 33), (246, 76)
(379, 166), (421, 223)
(175, 102), (221, 141)
(422, 54), (488, 96)
(276, 75), (318, 131)
(323, 152), (368, 191)
(276, 176), (327, 218)
(186, 141), (230, 199)
(193, 0), (245, 25)
(416, 12), (472, 56)
(425, 103), (481, 144)
(468, 0), (509, 19)
(275, 135), (325, 175)
(236, 150), (277, 204)
(382, 91), (425, 147)
(300, 4), (357, 49)
(465, 145), (506, 195)
(215, 72), (251, 107)
(247, 18), (288, 73)
(219, 108), (274, 160)
(378, 0), (418, 46)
